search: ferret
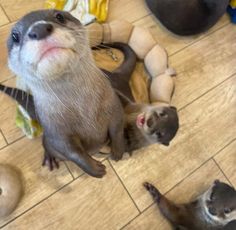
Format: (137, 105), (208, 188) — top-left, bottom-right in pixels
(144, 180), (236, 230)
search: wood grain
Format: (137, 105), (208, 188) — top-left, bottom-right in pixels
(169, 23), (236, 109)
(108, 0), (150, 23)
(133, 14), (229, 56)
(0, 0), (45, 22)
(214, 140), (236, 187)
(0, 5), (9, 26)
(0, 23), (14, 82)
(0, 1), (235, 229)
(0, 130), (6, 148)
(124, 160), (229, 230)
(4, 161), (139, 230)
(0, 137), (72, 228)
(110, 75), (236, 211)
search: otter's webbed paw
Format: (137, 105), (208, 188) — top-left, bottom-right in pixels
(143, 182), (162, 203)
(111, 151), (124, 161)
(42, 154), (60, 171)
(87, 160), (106, 178)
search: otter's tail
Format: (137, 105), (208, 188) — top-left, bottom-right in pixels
(0, 84), (36, 120)
(144, 182), (188, 227)
(101, 43), (137, 102)
(107, 42), (137, 79)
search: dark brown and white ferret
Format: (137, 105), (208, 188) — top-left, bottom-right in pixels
(5, 10), (128, 178)
(144, 180), (236, 230)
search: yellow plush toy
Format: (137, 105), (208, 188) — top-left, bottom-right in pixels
(230, 0), (236, 8)
(45, 0), (109, 23)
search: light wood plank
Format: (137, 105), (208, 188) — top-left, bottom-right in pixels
(0, 130), (6, 148)
(3, 161), (139, 230)
(214, 140), (236, 187)
(169, 23), (236, 109)
(0, 78), (24, 143)
(0, 137), (72, 227)
(110, 75), (236, 211)
(0, 0), (45, 22)
(124, 160), (228, 230)
(0, 23), (14, 83)
(0, 5), (9, 26)
(134, 14), (229, 55)
(108, 0), (150, 23)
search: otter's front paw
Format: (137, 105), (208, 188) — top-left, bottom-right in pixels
(89, 161), (106, 178)
(111, 151), (124, 161)
(42, 154), (59, 171)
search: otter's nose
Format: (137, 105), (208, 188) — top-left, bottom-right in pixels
(28, 23), (53, 40)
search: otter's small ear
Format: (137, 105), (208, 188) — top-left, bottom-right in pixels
(162, 142), (169, 146)
(214, 179), (220, 185)
(170, 106), (177, 111)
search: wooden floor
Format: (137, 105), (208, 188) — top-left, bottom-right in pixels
(0, 1), (235, 229)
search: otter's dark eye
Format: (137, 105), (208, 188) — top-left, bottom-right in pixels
(224, 208), (232, 214)
(12, 32), (20, 43)
(55, 13), (65, 23)
(210, 192), (215, 201)
(156, 131), (162, 139)
(160, 112), (166, 117)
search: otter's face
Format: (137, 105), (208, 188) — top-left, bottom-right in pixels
(7, 10), (86, 81)
(136, 105), (179, 146)
(203, 180), (236, 225)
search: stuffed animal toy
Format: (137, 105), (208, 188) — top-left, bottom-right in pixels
(45, 0), (109, 24)
(88, 20), (176, 105)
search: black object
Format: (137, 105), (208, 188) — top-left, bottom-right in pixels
(145, 0), (229, 35)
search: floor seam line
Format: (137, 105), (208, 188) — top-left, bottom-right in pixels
(108, 160), (141, 213)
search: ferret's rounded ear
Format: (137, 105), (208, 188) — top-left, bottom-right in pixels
(214, 179), (220, 185)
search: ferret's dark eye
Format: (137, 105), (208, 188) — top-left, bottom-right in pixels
(224, 208), (232, 214)
(55, 13), (65, 23)
(12, 32), (20, 43)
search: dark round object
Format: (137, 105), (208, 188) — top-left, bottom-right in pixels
(145, 0), (229, 35)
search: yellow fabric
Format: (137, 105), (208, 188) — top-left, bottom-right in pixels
(89, 0), (109, 22)
(230, 0), (236, 8)
(44, 0), (67, 10)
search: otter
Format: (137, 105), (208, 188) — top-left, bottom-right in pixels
(1, 42), (178, 155)
(6, 9), (128, 178)
(144, 180), (236, 230)
(145, 0), (229, 36)
(123, 102), (178, 152)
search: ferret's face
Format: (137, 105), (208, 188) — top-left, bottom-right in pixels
(136, 105), (179, 146)
(7, 10), (87, 81)
(203, 180), (236, 225)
